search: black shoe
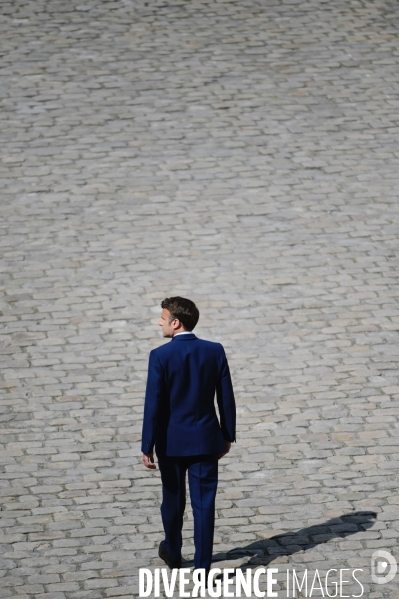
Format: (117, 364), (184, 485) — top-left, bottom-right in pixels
(206, 569), (218, 587)
(193, 569), (214, 585)
(158, 541), (181, 569)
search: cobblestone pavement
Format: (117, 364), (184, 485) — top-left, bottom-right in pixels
(1, 0), (399, 597)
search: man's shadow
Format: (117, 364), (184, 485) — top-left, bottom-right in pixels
(213, 511), (377, 570)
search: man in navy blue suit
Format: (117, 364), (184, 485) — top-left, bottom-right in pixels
(141, 296), (236, 573)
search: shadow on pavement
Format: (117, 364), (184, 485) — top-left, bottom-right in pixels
(215, 511), (377, 569)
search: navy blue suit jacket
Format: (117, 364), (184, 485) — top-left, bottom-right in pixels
(141, 333), (236, 456)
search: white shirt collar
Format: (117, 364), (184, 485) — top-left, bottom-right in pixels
(174, 331), (193, 336)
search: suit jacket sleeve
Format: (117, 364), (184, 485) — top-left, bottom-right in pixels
(216, 349), (236, 443)
(141, 350), (164, 454)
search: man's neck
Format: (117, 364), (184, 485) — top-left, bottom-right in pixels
(174, 330), (192, 337)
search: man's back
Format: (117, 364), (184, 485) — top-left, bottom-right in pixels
(141, 333), (236, 456)
(141, 296), (236, 572)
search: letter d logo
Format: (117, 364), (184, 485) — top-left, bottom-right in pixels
(371, 550), (397, 584)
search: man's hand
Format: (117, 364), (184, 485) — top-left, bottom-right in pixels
(142, 452), (156, 469)
(218, 441), (231, 460)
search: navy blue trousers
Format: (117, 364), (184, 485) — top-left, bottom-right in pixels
(157, 453), (218, 570)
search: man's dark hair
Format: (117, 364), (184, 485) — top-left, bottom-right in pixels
(161, 297), (199, 331)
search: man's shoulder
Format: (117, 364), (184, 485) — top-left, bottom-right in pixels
(150, 341), (172, 357)
(152, 336), (225, 354)
(195, 337), (224, 351)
